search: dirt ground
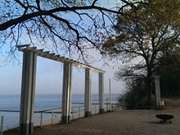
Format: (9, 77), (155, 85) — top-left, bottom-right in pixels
(5, 108), (180, 135)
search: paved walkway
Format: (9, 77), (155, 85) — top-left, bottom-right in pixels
(6, 108), (180, 135)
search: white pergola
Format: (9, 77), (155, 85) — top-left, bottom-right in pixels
(17, 45), (105, 135)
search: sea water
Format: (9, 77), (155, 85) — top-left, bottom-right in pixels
(0, 94), (119, 130)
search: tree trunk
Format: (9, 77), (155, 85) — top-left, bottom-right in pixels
(145, 66), (153, 108)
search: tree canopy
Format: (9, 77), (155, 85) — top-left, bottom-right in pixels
(103, 0), (180, 78)
(103, 0), (180, 104)
(159, 48), (180, 97)
(0, 0), (143, 58)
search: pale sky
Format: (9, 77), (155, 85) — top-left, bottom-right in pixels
(0, 51), (125, 95)
(0, 0), (126, 95)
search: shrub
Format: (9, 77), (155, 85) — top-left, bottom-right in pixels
(119, 78), (155, 109)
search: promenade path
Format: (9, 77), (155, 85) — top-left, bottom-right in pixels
(6, 108), (180, 135)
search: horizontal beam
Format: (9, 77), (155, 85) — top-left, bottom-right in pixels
(17, 45), (105, 73)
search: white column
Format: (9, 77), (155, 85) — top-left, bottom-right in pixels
(154, 75), (161, 109)
(20, 51), (37, 135)
(84, 68), (91, 117)
(62, 62), (72, 123)
(99, 72), (104, 113)
(109, 79), (112, 111)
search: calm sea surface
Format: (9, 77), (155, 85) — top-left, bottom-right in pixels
(0, 94), (119, 130)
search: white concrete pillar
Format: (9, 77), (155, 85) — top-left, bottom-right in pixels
(99, 72), (104, 113)
(20, 51), (37, 135)
(154, 75), (161, 109)
(84, 68), (91, 117)
(62, 62), (72, 123)
(109, 79), (112, 111)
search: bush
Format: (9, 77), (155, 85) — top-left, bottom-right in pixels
(119, 78), (155, 109)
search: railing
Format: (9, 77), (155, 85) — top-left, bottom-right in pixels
(33, 107), (62, 127)
(71, 106), (85, 120)
(0, 103), (120, 133)
(33, 103), (101, 127)
(0, 111), (19, 131)
(0, 116), (4, 135)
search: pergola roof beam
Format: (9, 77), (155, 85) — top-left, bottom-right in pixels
(17, 45), (105, 73)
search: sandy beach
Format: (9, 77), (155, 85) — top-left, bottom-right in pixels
(5, 107), (180, 135)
